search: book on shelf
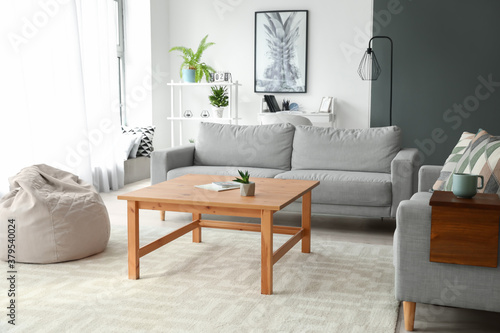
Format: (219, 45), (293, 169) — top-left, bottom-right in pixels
(264, 95), (281, 112)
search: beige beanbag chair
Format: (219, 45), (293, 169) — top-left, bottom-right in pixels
(0, 164), (110, 263)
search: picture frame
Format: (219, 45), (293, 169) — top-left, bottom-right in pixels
(319, 97), (333, 113)
(254, 10), (308, 93)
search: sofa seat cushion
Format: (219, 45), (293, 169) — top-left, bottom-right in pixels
(291, 125), (401, 173)
(275, 170), (392, 206)
(194, 122), (295, 170)
(167, 166), (285, 180)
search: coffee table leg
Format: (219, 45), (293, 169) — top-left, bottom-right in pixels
(302, 191), (311, 253)
(261, 210), (273, 295)
(193, 212), (201, 243)
(127, 201), (140, 279)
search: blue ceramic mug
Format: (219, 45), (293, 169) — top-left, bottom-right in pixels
(452, 173), (484, 198)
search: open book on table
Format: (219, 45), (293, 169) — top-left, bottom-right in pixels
(195, 181), (240, 192)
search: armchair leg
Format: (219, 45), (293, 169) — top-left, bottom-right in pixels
(403, 301), (416, 331)
(160, 211), (165, 221)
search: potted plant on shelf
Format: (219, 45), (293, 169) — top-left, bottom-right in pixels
(233, 170), (255, 196)
(169, 34), (215, 83)
(208, 85), (229, 118)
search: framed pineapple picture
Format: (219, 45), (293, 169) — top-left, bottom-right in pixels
(254, 10), (308, 93)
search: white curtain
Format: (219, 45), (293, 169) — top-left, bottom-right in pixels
(0, 0), (123, 195)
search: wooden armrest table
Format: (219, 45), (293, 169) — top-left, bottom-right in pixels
(429, 191), (500, 268)
(117, 174), (319, 295)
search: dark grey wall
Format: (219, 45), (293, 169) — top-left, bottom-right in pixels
(371, 0), (500, 165)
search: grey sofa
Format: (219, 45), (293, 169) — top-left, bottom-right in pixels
(394, 165), (500, 331)
(152, 122), (420, 218)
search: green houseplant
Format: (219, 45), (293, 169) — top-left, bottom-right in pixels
(233, 170), (255, 196)
(208, 86), (229, 118)
(169, 35), (215, 83)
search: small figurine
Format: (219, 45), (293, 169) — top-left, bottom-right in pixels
(282, 99), (290, 111)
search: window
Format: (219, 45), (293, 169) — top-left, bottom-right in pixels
(114, 0), (126, 126)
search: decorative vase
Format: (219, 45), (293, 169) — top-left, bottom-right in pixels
(183, 110), (193, 118)
(182, 69), (196, 83)
(213, 107), (224, 118)
(201, 110), (210, 118)
(240, 182), (255, 196)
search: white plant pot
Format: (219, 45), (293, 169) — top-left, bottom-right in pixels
(213, 107), (224, 118)
(240, 182), (255, 196)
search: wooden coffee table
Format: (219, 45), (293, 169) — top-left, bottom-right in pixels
(117, 174), (319, 295)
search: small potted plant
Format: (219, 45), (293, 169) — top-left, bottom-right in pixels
(209, 85), (229, 118)
(233, 170), (255, 196)
(169, 34), (215, 83)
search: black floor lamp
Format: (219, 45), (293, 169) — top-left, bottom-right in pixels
(358, 36), (393, 126)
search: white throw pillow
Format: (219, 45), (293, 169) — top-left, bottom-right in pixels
(119, 132), (138, 161)
(128, 134), (142, 159)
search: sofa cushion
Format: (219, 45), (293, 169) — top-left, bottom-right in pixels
(167, 166), (285, 180)
(122, 125), (155, 157)
(275, 170), (392, 206)
(462, 130), (500, 195)
(194, 122), (295, 170)
(478, 135), (500, 194)
(432, 131), (475, 191)
(291, 126), (401, 173)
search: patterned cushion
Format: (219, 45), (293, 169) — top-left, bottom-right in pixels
(442, 129), (489, 191)
(464, 129), (490, 175)
(432, 131), (475, 191)
(122, 126), (155, 157)
(476, 134), (500, 194)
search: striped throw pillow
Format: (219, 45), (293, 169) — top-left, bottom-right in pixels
(443, 129), (489, 191)
(432, 131), (475, 191)
(477, 134), (500, 194)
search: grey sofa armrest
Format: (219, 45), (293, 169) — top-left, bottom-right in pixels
(395, 194), (500, 312)
(418, 165), (443, 192)
(390, 148), (420, 217)
(394, 197), (432, 303)
(151, 144), (195, 185)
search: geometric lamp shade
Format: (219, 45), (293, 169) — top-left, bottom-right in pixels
(358, 48), (382, 81)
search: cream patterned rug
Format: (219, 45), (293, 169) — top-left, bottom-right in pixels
(0, 226), (399, 332)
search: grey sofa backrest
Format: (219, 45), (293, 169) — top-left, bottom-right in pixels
(291, 126), (402, 173)
(194, 122), (296, 170)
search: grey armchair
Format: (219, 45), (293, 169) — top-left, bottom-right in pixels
(394, 165), (500, 331)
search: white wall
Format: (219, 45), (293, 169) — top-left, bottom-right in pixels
(151, 0), (171, 150)
(124, 0), (152, 127)
(152, 0), (373, 147)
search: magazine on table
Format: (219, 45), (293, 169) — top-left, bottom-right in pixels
(195, 181), (240, 192)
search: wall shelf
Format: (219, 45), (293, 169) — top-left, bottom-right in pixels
(258, 111), (335, 127)
(167, 117), (241, 121)
(167, 80), (241, 146)
(258, 98), (336, 127)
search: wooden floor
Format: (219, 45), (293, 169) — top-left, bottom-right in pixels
(102, 179), (500, 333)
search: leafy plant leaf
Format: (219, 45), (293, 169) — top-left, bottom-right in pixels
(169, 35), (215, 82)
(233, 170), (250, 184)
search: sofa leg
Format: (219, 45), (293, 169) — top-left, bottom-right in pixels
(160, 211), (165, 221)
(403, 301), (416, 331)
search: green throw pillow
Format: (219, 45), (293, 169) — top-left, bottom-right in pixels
(432, 131), (475, 191)
(443, 129), (489, 191)
(476, 134), (500, 194)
